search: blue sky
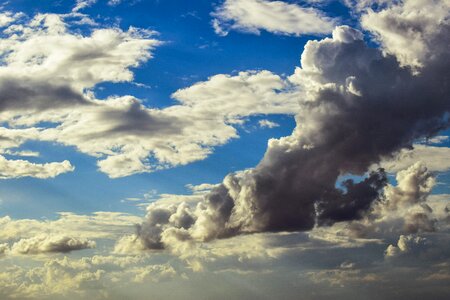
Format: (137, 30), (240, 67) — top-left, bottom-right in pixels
(0, 1), (449, 299)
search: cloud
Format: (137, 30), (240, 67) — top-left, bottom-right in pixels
(0, 156), (74, 179)
(0, 243), (8, 255)
(360, 0), (450, 69)
(378, 144), (450, 173)
(346, 162), (440, 239)
(258, 119), (279, 129)
(212, 0), (336, 36)
(0, 254), (180, 299)
(0, 12), (302, 178)
(10, 235), (96, 255)
(0, 212), (142, 241)
(73, 0), (97, 12)
(385, 234), (428, 258)
(0, 11), (23, 27)
(130, 0), (450, 251)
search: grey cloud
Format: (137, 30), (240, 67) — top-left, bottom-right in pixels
(10, 235), (96, 254)
(0, 78), (88, 112)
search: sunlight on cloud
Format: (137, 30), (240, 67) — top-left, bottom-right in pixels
(212, 0), (336, 36)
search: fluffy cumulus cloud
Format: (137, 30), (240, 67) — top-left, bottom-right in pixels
(128, 0), (450, 252)
(0, 156), (74, 179)
(212, 0), (336, 36)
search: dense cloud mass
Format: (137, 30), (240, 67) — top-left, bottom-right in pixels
(133, 0), (450, 250)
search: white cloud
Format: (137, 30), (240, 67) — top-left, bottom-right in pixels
(212, 0), (336, 36)
(258, 119), (279, 128)
(0, 11), (23, 27)
(73, 0), (97, 12)
(0, 12), (302, 178)
(360, 0), (450, 68)
(0, 156), (74, 179)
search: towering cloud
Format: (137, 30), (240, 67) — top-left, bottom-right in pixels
(132, 0), (450, 250)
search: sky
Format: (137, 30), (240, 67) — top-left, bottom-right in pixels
(0, 0), (449, 299)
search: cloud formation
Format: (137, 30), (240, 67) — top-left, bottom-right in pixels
(212, 0), (336, 36)
(131, 0), (450, 250)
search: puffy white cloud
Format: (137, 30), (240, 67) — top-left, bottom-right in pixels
(360, 0), (450, 68)
(0, 156), (74, 179)
(212, 0), (336, 36)
(0, 11), (23, 27)
(258, 119), (279, 128)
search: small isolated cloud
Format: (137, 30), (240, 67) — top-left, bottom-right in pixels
(10, 235), (95, 255)
(72, 0), (97, 12)
(212, 0), (336, 36)
(258, 119), (279, 129)
(0, 156), (74, 179)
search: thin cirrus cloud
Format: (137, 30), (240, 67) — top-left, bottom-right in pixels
(212, 0), (337, 36)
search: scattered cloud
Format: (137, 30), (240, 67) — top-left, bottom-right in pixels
(212, 0), (336, 36)
(258, 119), (279, 129)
